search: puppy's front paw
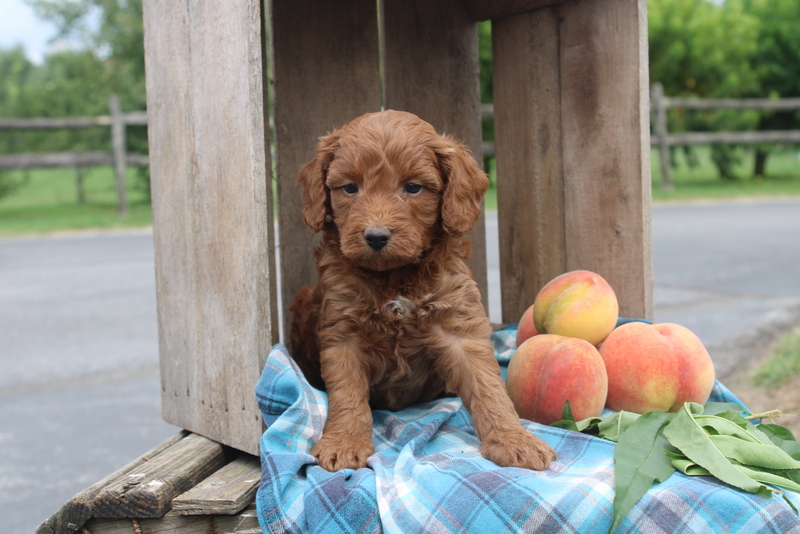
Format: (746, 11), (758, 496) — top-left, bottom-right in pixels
(481, 429), (557, 471)
(312, 433), (375, 471)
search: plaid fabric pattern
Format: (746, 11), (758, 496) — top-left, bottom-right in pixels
(256, 326), (800, 533)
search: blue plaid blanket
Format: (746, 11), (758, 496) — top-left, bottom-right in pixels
(256, 327), (800, 533)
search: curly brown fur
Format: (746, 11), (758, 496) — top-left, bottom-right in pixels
(289, 110), (556, 472)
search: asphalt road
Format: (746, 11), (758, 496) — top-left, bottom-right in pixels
(2, 199), (800, 533)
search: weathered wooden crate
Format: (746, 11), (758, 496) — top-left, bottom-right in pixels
(38, 0), (651, 532)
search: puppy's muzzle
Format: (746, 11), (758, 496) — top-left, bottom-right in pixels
(364, 227), (391, 251)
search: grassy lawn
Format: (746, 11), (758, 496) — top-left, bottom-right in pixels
(752, 327), (800, 388)
(651, 147), (800, 202)
(1, 146), (799, 235)
(0, 166), (152, 235)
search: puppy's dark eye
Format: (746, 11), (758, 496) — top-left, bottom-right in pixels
(404, 183), (423, 194)
(342, 183), (358, 194)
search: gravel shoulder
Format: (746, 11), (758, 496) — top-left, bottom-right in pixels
(715, 303), (800, 438)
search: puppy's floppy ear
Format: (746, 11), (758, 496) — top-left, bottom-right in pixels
(432, 135), (489, 235)
(298, 132), (339, 233)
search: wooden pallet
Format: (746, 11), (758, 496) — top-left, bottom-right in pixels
(36, 432), (262, 534)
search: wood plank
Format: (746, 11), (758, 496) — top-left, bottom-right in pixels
(0, 113), (147, 129)
(92, 433), (229, 518)
(381, 0), (489, 306)
(260, 3), (281, 356)
(461, 0), (569, 21)
(143, 0), (275, 455)
(558, 0), (653, 320)
(662, 130), (800, 145)
(84, 504), (261, 534)
(661, 96), (800, 111)
(271, 0), (382, 346)
(35, 431), (189, 534)
(172, 454), (260, 515)
(492, 8), (566, 324)
(0, 151), (148, 170)
(0, 116), (114, 129)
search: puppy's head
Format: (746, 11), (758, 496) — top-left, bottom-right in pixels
(298, 110), (488, 271)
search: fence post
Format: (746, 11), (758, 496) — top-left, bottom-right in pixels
(108, 94), (129, 217)
(75, 166), (85, 203)
(651, 83), (673, 190)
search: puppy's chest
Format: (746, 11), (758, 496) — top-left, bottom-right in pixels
(359, 290), (451, 361)
(379, 292), (451, 330)
(366, 292), (451, 407)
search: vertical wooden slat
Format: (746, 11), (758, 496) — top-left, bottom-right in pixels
(559, 0), (653, 320)
(270, 0), (382, 345)
(260, 1), (280, 346)
(380, 0), (489, 304)
(143, 0), (274, 455)
(492, 8), (566, 324)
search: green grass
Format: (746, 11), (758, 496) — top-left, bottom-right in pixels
(651, 147), (800, 202)
(0, 166), (152, 235)
(1, 146), (799, 236)
(752, 327), (800, 388)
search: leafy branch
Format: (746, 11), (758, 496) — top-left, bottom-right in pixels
(552, 401), (800, 533)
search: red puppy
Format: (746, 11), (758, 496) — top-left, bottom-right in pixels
(290, 110), (556, 472)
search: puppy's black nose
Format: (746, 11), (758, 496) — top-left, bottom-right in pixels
(364, 228), (391, 251)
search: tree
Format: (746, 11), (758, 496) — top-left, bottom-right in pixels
(733, 0), (800, 177)
(26, 0), (147, 153)
(648, 0), (761, 179)
(26, 0), (145, 107)
(0, 47), (38, 201)
(22, 0), (149, 195)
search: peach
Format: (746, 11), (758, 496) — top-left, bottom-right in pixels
(506, 334), (608, 425)
(533, 270), (619, 346)
(599, 322), (715, 413)
(516, 304), (539, 347)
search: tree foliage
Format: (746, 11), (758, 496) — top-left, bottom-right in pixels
(0, 0), (148, 201)
(648, 0), (765, 179)
(734, 0), (800, 175)
(26, 0), (145, 113)
(2, 0), (800, 196)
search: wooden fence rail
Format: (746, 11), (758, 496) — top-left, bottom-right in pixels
(0, 95), (148, 217)
(3, 90), (799, 209)
(483, 87), (800, 190)
(650, 83), (800, 189)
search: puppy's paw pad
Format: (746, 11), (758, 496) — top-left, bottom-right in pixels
(312, 434), (375, 471)
(482, 430), (557, 471)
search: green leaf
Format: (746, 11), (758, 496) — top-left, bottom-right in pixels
(598, 411), (643, 443)
(759, 424), (799, 443)
(575, 416), (604, 433)
(663, 404), (774, 499)
(670, 456), (712, 477)
(702, 402), (750, 416)
(551, 401), (602, 434)
(737, 463), (800, 487)
(608, 411), (675, 534)
(561, 399), (576, 422)
(758, 424), (800, 461)
(783, 493), (800, 516)
(731, 462), (800, 494)
(550, 419), (580, 432)
(709, 435), (800, 471)
(694, 414), (773, 444)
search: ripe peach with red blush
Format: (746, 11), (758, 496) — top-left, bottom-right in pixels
(516, 304), (539, 347)
(599, 322), (715, 413)
(506, 334), (608, 425)
(533, 270), (619, 346)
